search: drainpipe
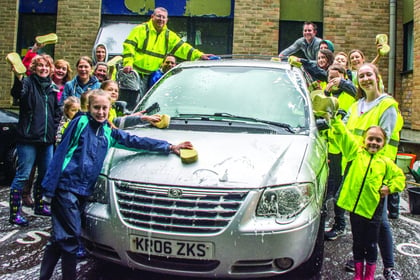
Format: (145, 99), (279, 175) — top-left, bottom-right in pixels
(388, 0), (396, 95)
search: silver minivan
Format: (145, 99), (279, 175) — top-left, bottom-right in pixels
(83, 59), (328, 279)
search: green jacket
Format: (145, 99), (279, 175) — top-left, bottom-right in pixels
(330, 118), (405, 219)
(123, 20), (203, 74)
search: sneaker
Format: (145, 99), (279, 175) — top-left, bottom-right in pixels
(324, 227), (346, 241)
(345, 259), (355, 272)
(383, 268), (402, 280)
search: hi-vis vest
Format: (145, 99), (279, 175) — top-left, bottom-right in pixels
(346, 96), (403, 160)
(123, 20), (203, 75)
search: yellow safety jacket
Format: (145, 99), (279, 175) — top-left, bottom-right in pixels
(330, 118), (405, 219)
(123, 20), (203, 75)
(346, 95), (403, 161)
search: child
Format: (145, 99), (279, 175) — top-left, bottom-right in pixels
(39, 89), (193, 279)
(100, 79), (161, 126)
(329, 117), (405, 280)
(323, 64), (357, 240)
(56, 96), (80, 144)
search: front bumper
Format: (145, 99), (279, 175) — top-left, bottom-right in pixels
(83, 184), (322, 279)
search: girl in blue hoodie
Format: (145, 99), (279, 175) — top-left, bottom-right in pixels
(39, 89), (193, 279)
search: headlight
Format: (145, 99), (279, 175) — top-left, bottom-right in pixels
(89, 175), (109, 204)
(256, 183), (314, 223)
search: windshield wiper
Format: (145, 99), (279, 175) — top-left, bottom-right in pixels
(175, 113), (295, 133)
(214, 113), (295, 133)
(142, 102), (160, 115)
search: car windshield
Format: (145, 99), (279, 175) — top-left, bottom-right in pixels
(137, 65), (309, 130)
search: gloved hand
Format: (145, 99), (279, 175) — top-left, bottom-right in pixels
(335, 108), (347, 119)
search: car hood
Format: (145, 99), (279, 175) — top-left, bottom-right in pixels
(104, 128), (312, 188)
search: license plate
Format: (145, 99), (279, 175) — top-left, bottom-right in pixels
(130, 235), (214, 259)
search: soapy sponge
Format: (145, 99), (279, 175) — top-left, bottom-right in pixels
(35, 33), (58, 45)
(180, 148), (198, 164)
(153, 114), (170, 129)
(6, 53), (26, 75)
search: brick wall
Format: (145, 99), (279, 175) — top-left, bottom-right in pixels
(232, 0), (280, 55)
(55, 0), (101, 68)
(0, 1), (19, 106)
(412, 0), (420, 130)
(323, 0), (391, 86)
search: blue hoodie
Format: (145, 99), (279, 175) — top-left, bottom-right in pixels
(60, 75), (101, 105)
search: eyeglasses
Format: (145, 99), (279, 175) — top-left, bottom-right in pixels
(154, 14), (167, 20)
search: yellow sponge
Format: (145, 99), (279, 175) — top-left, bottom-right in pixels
(107, 55), (122, 67)
(35, 33), (58, 45)
(376, 34), (388, 45)
(379, 44), (390, 56)
(153, 114), (170, 129)
(6, 52), (26, 75)
(312, 93), (339, 119)
(180, 148), (198, 164)
(375, 34), (390, 56)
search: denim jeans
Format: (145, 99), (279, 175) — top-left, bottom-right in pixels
(379, 197), (395, 268)
(10, 143), (54, 191)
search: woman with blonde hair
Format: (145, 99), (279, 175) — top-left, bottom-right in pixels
(9, 54), (61, 226)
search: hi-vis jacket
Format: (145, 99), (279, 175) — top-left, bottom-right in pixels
(123, 20), (203, 75)
(42, 113), (171, 198)
(327, 79), (357, 154)
(345, 94), (404, 161)
(330, 118), (405, 219)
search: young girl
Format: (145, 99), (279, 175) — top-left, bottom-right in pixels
(52, 59), (73, 102)
(100, 79), (161, 126)
(330, 118), (405, 280)
(56, 96), (80, 145)
(290, 49), (335, 90)
(39, 89), (193, 279)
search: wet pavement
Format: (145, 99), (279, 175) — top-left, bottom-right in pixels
(0, 179), (419, 280)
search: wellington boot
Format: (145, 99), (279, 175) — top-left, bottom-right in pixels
(39, 242), (61, 280)
(364, 262), (376, 280)
(34, 185), (51, 216)
(9, 189), (29, 226)
(354, 261), (364, 280)
(61, 252), (77, 280)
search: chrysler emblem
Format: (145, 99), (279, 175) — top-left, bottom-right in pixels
(168, 188), (183, 198)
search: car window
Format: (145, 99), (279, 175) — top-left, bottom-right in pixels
(140, 66), (308, 128)
(95, 22), (138, 57)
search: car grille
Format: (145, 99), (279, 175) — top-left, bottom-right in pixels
(114, 182), (249, 234)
